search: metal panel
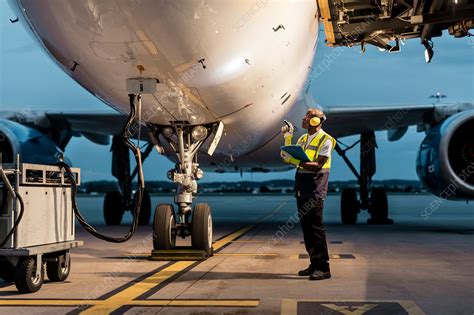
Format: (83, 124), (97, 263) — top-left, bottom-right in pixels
(15, 186), (74, 248)
(0, 240), (83, 256)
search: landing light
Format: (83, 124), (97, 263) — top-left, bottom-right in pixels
(194, 168), (204, 180)
(192, 126), (208, 141)
(162, 127), (173, 138)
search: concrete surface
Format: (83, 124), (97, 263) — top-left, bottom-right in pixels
(0, 195), (473, 314)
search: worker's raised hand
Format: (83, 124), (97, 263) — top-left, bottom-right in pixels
(281, 121), (294, 138)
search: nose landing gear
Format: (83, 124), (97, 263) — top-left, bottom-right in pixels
(151, 121), (223, 258)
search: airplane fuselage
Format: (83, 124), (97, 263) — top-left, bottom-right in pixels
(9, 0), (319, 171)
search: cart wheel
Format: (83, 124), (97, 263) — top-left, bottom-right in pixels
(47, 251), (71, 282)
(0, 260), (15, 282)
(15, 257), (44, 293)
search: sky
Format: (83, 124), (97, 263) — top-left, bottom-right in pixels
(0, 2), (473, 183)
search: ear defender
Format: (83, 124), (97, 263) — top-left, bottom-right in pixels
(310, 115), (325, 127)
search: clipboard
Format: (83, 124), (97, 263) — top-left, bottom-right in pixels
(280, 145), (311, 162)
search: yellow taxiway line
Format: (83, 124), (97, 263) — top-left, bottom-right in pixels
(0, 201), (287, 314)
(214, 253), (279, 256)
(0, 299), (259, 308)
(82, 201), (286, 313)
(81, 224), (256, 314)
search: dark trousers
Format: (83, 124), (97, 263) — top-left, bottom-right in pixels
(297, 197), (330, 272)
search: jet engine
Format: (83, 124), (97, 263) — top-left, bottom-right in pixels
(416, 110), (474, 200)
(0, 119), (64, 165)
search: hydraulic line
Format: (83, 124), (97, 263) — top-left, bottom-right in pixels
(0, 191), (24, 247)
(0, 163), (25, 247)
(57, 94), (145, 243)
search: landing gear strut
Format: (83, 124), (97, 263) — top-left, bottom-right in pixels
(335, 131), (393, 224)
(151, 121), (223, 255)
(103, 136), (153, 225)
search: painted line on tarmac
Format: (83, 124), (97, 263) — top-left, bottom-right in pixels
(229, 240), (268, 243)
(281, 299), (425, 315)
(292, 254), (356, 259)
(0, 299), (259, 307)
(105, 298), (261, 313)
(300, 241), (344, 244)
(82, 201), (286, 314)
(214, 253), (279, 256)
(136, 200), (287, 300)
(0, 200), (287, 314)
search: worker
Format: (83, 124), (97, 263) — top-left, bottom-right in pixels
(281, 108), (336, 280)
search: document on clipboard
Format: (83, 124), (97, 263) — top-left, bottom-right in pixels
(280, 145), (311, 162)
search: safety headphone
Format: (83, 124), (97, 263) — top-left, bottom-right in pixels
(310, 114), (326, 127)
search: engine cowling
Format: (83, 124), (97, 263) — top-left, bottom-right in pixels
(416, 110), (474, 200)
(0, 119), (65, 165)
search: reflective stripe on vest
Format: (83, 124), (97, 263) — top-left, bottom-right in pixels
(296, 130), (336, 171)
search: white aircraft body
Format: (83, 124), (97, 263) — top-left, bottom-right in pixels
(8, 0), (317, 168)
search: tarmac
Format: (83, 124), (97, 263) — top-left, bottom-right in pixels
(0, 194), (473, 314)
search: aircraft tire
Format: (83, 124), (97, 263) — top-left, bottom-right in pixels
(369, 188), (389, 221)
(341, 188), (359, 224)
(134, 189), (151, 225)
(103, 191), (124, 225)
(153, 204), (176, 250)
(192, 203), (213, 255)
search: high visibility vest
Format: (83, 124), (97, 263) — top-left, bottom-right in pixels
(293, 130), (336, 172)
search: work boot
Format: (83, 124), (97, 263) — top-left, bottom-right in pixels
(309, 270), (331, 280)
(298, 266), (316, 276)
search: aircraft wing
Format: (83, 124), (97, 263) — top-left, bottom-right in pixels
(3, 102), (473, 146)
(322, 102), (474, 139)
(0, 110), (128, 148)
(45, 112), (127, 136)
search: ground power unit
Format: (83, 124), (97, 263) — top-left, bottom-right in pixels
(0, 157), (83, 293)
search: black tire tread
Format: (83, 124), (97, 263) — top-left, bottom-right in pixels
(370, 188), (389, 220)
(46, 252), (71, 282)
(104, 191), (124, 225)
(341, 188), (359, 225)
(192, 203), (212, 253)
(135, 190), (151, 226)
(153, 204), (175, 250)
(14, 257), (44, 294)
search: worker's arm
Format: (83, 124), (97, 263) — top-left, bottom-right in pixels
(281, 150), (301, 166)
(298, 156), (328, 172)
(299, 138), (332, 172)
(281, 121), (295, 146)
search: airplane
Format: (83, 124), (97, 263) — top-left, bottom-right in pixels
(1, 0), (473, 254)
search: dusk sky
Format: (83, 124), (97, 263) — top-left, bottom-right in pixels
(1, 2), (473, 183)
